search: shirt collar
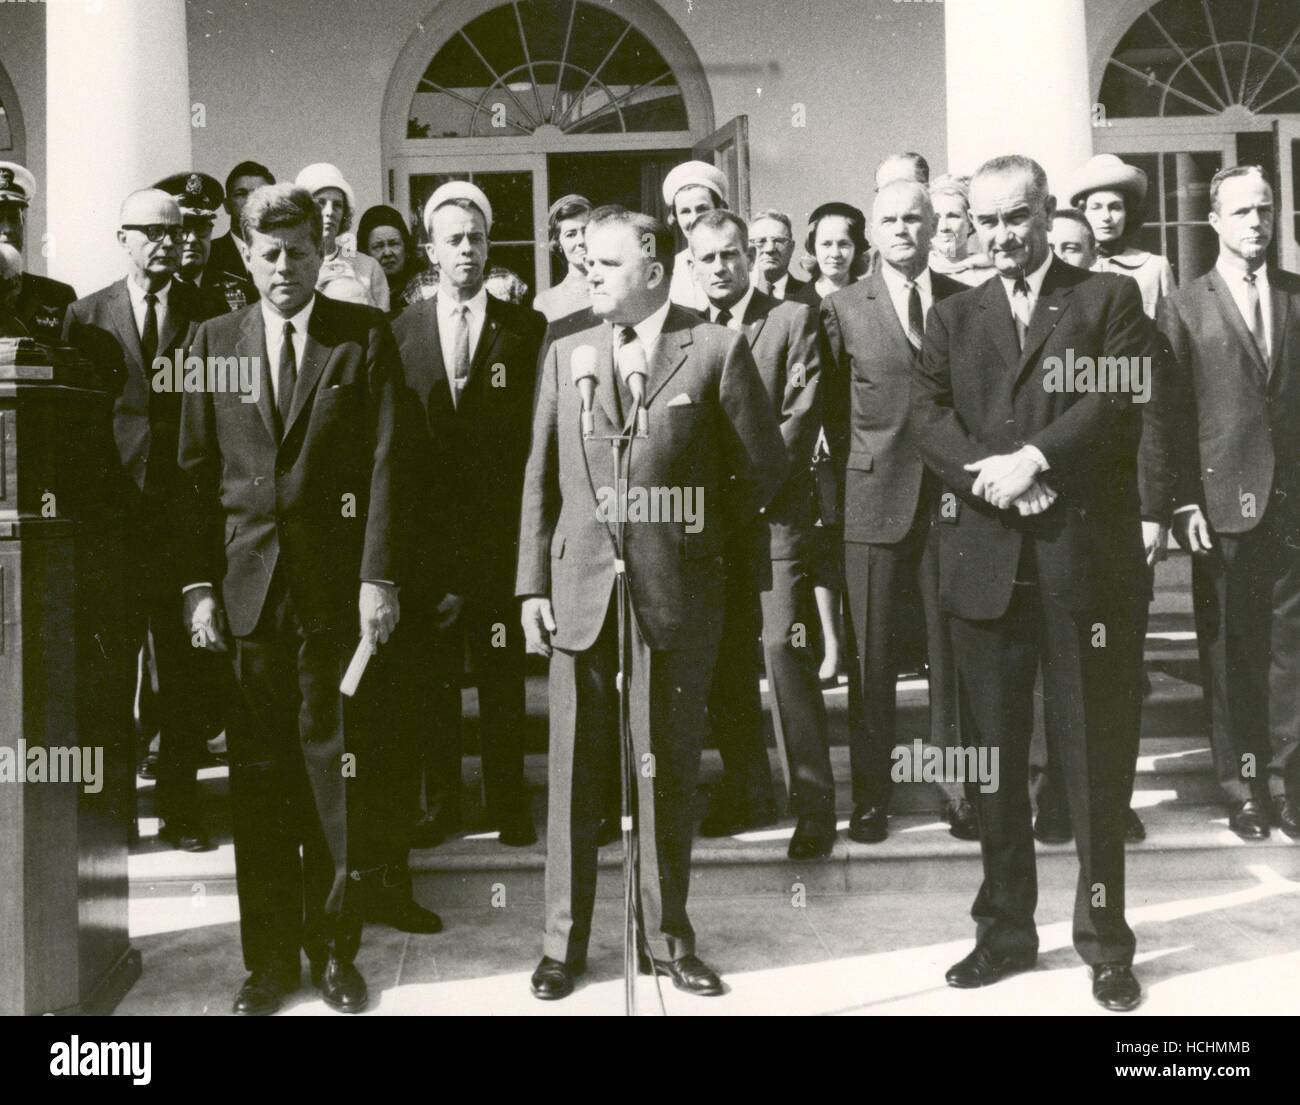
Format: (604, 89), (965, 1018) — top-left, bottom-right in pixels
(998, 250), (1053, 299)
(1097, 247), (1150, 271)
(713, 283), (755, 325)
(261, 293), (315, 337)
(771, 273), (788, 296)
(880, 261), (931, 297)
(437, 286), (488, 321)
(127, 274), (172, 308)
(1216, 252), (1269, 288)
(623, 296), (672, 351)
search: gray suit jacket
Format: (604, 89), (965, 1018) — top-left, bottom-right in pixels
(515, 303), (789, 652)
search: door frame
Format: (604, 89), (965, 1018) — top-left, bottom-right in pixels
(1274, 119), (1300, 271)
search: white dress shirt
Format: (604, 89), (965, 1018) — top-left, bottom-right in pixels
(710, 284), (755, 331)
(669, 247), (708, 311)
(1215, 253), (1272, 360)
(770, 273), (791, 300)
(436, 287), (488, 402)
(617, 296), (672, 368)
(879, 262), (932, 340)
(261, 296), (315, 406)
(126, 276), (172, 344)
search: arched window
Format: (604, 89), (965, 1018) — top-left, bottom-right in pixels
(1100, 0), (1300, 118)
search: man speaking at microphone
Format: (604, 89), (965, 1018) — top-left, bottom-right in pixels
(517, 205), (788, 1000)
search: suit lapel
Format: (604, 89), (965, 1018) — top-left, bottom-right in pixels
(1269, 268), (1290, 380)
(468, 297), (501, 391)
(742, 289), (770, 350)
(157, 280), (189, 359)
(1014, 258), (1074, 389)
(237, 306), (278, 443)
(284, 295), (332, 436)
(978, 274), (1022, 377)
(109, 280), (147, 375)
(864, 270), (913, 363)
(1207, 269), (1269, 382)
(645, 307), (692, 406)
(592, 322), (619, 429)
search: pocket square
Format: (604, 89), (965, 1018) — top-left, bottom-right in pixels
(666, 393), (694, 407)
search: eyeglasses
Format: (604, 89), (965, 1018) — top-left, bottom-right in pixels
(750, 236), (792, 249)
(122, 223), (184, 243)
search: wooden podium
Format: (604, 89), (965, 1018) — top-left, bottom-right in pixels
(0, 336), (140, 1014)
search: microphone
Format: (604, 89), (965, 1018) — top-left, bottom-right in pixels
(617, 353), (649, 438)
(571, 344), (598, 438)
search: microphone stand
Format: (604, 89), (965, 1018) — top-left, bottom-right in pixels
(584, 394), (658, 1016)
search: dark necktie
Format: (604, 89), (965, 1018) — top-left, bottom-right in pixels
(906, 281), (924, 353)
(450, 304), (471, 408)
(1011, 276), (1030, 350)
(277, 320), (297, 433)
(1243, 272), (1268, 362)
(140, 292), (158, 369)
(716, 307), (733, 328)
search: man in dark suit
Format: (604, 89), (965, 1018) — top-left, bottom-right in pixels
(393, 181), (545, 849)
(688, 209), (834, 858)
(910, 155), (1148, 1012)
(204, 160), (274, 312)
(749, 209), (807, 301)
(822, 179), (978, 846)
(63, 188), (225, 854)
(1152, 165), (1300, 841)
(0, 161), (77, 340)
(518, 205), (788, 1000)
(178, 183), (402, 1016)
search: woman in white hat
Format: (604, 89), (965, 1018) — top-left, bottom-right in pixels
(1068, 154), (1174, 318)
(533, 193), (592, 323)
(663, 159), (728, 310)
(295, 163), (390, 313)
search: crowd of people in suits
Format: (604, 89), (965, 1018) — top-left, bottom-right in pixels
(0, 131), (1294, 1019)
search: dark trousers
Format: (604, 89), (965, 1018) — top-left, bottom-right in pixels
(228, 574), (359, 973)
(426, 591), (528, 824)
(844, 499), (961, 810)
(706, 549), (777, 816)
(544, 591), (718, 964)
(949, 555), (1140, 966)
(759, 553), (835, 815)
(1192, 500), (1300, 803)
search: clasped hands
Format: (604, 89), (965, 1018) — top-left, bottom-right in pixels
(964, 447), (1056, 516)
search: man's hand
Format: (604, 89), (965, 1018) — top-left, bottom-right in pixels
(183, 586), (228, 653)
(965, 448), (1043, 510)
(1012, 480), (1058, 516)
(433, 593), (464, 631)
(521, 597), (556, 658)
(360, 581), (400, 646)
(1142, 520), (1170, 568)
(1171, 507), (1213, 555)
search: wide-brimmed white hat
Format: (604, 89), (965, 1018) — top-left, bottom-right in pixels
(1067, 154), (1149, 226)
(661, 160), (728, 208)
(295, 162), (356, 215)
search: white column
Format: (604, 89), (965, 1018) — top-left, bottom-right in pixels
(46, 0), (192, 294)
(944, 0), (1093, 200)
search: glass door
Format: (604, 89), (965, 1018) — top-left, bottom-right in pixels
(394, 154), (550, 295)
(1274, 119), (1300, 272)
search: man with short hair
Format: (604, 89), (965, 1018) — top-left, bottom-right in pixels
(518, 205), (788, 1000)
(822, 180), (976, 846)
(1152, 165), (1300, 841)
(690, 208), (834, 858)
(663, 159), (727, 311)
(206, 160), (274, 310)
(178, 183), (403, 1016)
(910, 154), (1148, 1012)
(63, 188), (224, 856)
(295, 163), (389, 313)
(865, 152), (932, 276)
(1049, 208), (1098, 271)
(0, 160), (77, 339)
(749, 209), (807, 300)
(393, 181), (546, 850)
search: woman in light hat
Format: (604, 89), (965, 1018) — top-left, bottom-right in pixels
(533, 193), (592, 323)
(296, 162), (390, 313)
(1068, 153), (1174, 318)
(927, 174), (995, 286)
(662, 159), (728, 310)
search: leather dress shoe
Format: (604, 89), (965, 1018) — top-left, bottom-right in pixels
(137, 752), (158, 780)
(530, 956), (584, 1000)
(496, 806), (538, 848)
(364, 891), (443, 934)
(945, 945), (1036, 989)
(699, 798), (777, 838)
(1124, 808), (1146, 843)
(311, 956), (367, 1014)
(1033, 804), (1073, 844)
(788, 813), (837, 860)
(640, 952), (724, 996)
(1228, 799), (1270, 840)
(1091, 964), (1142, 1012)
(847, 804), (887, 844)
(1273, 797), (1300, 836)
(410, 810), (461, 849)
(158, 817), (213, 853)
(232, 966), (298, 1016)
(596, 816), (621, 846)
(945, 800), (980, 841)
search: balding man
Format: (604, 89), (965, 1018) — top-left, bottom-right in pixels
(63, 188), (225, 855)
(822, 180), (976, 846)
(909, 155), (1147, 1012)
(0, 161), (77, 339)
